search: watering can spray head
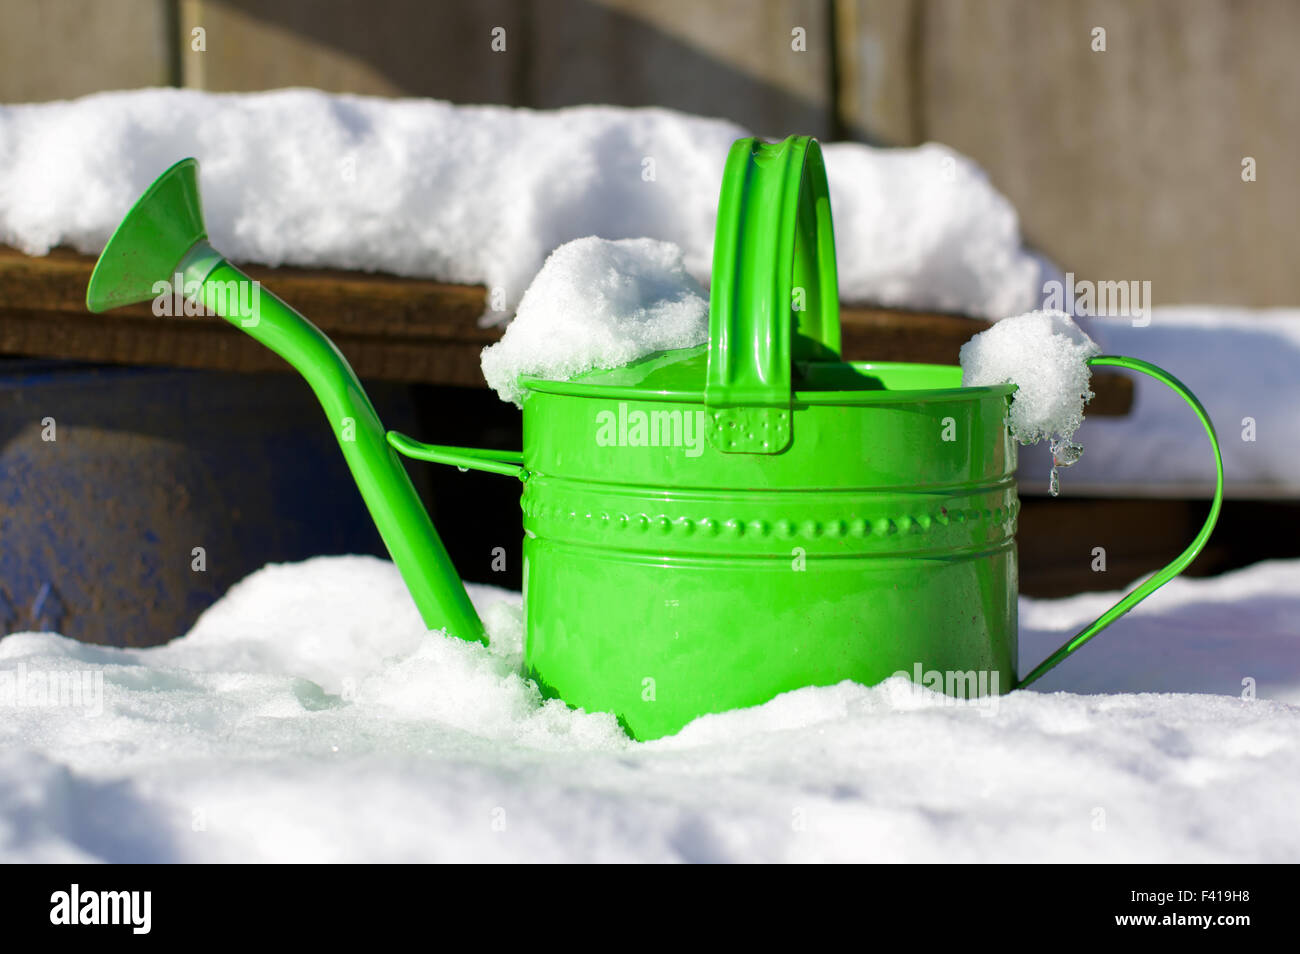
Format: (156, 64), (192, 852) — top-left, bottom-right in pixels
(86, 158), (487, 644)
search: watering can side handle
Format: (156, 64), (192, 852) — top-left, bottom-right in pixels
(1015, 354), (1224, 689)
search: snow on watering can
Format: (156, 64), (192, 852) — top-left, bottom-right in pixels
(86, 137), (1223, 740)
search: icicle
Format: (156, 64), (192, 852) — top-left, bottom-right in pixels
(1048, 437), (1084, 497)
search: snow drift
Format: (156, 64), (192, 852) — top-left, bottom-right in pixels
(0, 88), (1045, 319)
(1, 555), (1297, 863)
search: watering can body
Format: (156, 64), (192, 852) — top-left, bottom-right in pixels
(85, 137), (1223, 742)
(518, 353), (1019, 737)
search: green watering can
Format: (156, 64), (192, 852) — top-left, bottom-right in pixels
(86, 136), (1223, 740)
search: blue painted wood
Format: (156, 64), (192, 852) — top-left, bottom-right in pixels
(0, 360), (424, 646)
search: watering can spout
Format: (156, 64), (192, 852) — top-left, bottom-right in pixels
(86, 158), (487, 644)
(86, 158), (207, 313)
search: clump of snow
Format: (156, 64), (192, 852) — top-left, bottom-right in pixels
(1, 553), (1299, 862)
(0, 87), (1046, 319)
(480, 237), (707, 405)
(960, 309), (1101, 445)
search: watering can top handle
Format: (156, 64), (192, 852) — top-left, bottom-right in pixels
(704, 136), (841, 454)
(1017, 354), (1226, 688)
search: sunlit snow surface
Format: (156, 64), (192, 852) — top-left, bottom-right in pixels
(1, 555), (1296, 862)
(0, 88), (1044, 319)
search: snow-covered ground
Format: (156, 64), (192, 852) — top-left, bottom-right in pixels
(1, 555), (1296, 863)
(0, 88), (1043, 319)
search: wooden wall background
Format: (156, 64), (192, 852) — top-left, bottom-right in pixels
(2, 0), (1296, 309)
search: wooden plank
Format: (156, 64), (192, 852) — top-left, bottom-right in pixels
(907, 0), (1299, 309)
(0, 0), (173, 103)
(0, 245), (1132, 412)
(1016, 496), (1300, 598)
(0, 246), (492, 343)
(0, 308), (494, 388)
(179, 0), (835, 140)
(833, 0), (921, 144)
